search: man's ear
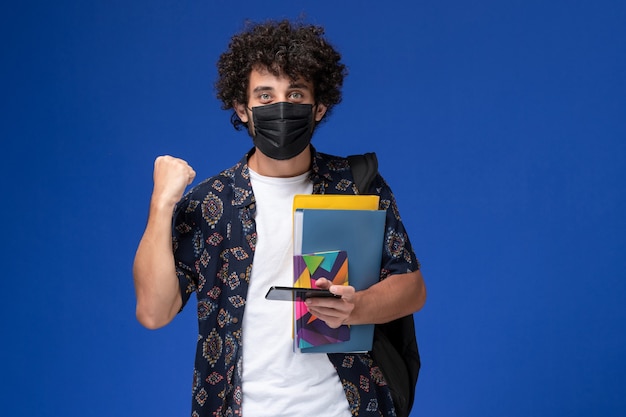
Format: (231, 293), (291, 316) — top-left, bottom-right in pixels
(314, 103), (328, 122)
(234, 101), (249, 123)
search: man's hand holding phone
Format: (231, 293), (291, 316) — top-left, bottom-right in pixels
(305, 278), (356, 329)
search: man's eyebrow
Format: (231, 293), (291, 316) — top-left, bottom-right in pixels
(251, 86), (274, 93)
(289, 82), (311, 90)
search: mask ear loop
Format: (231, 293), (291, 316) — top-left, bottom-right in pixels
(243, 106), (255, 136)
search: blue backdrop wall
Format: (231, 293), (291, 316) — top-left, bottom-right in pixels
(2, 1), (625, 416)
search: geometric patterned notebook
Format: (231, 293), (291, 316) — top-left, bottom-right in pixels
(293, 250), (350, 349)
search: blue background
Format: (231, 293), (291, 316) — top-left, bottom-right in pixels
(2, 1), (625, 416)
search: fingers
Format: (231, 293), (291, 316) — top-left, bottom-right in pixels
(328, 284), (355, 298)
(306, 302), (352, 329)
(306, 287), (355, 329)
(314, 278), (355, 298)
(151, 155), (197, 207)
(306, 297), (353, 315)
(154, 155), (195, 179)
(314, 278), (332, 290)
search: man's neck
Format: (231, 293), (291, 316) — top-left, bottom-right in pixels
(248, 146), (312, 178)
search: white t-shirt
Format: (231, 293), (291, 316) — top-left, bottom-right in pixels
(241, 169), (351, 417)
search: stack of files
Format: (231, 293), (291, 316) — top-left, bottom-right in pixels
(292, 194), (386, 353)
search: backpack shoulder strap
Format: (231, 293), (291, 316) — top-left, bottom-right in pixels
(347, 152), (378, 194)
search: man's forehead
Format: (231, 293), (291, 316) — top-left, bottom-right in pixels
(249, 66), (312, 89)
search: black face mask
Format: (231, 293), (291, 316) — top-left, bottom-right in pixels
(250, 102), (314, 160)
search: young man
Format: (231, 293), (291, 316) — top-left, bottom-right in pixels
(134, 20), (426, 417)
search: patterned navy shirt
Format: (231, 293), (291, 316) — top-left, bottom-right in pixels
(173, 147), (420, 417)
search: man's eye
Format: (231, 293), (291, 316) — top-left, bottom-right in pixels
(289, 92), (303, 99)
(260, 93), (271, 101)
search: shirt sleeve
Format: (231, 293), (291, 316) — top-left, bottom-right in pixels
(172, 192), (201, 310)
(373, 174), (421, 279)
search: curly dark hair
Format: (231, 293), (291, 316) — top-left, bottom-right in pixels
(215, 19), (348, 130)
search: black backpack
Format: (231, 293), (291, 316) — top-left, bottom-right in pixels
(348, 153), (421, 417)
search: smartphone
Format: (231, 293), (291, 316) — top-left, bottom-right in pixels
(265, 286), (341, 301)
